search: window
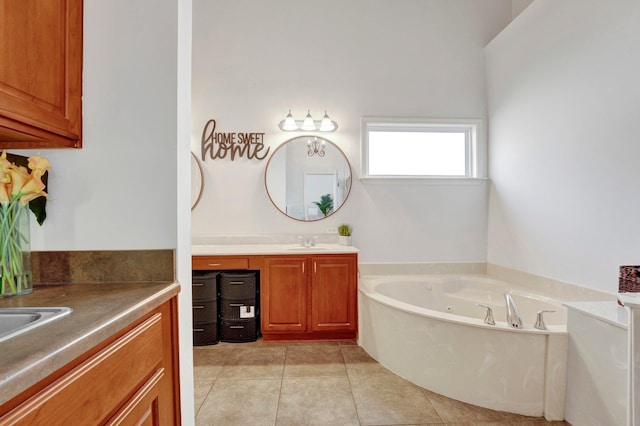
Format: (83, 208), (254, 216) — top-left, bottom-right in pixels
(361, 117), (486, 180)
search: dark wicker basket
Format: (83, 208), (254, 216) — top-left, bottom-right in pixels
(192, 271), (218, 300)
(193, 321), (218, 346)
(220, 318), (257, 343)
(192, 299), (217, 323)
(220, 298), (258, 319)
(619, 265), (640, 293)
(219, 272), (257, 300)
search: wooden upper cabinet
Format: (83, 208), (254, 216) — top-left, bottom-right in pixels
(0, 0), (83, 148)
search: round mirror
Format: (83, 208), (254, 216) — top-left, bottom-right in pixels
(191, 152), (204, 211)
(265, 136), (352, 221)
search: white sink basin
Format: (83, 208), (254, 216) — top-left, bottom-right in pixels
(287, 246), (328, 251)
(0, 307), (72, 343)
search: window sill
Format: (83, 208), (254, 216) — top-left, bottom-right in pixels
(358, 177), (488, 186)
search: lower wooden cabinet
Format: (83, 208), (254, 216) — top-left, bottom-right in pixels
(191, 252), (358, 341)
(262, 257), (308, 333)
(262, 254), (357, 341)
(0, 298), (180, 425)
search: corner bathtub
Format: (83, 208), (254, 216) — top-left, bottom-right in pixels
(358, 274), (568, 421)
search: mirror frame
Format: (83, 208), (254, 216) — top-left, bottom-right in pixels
(264, 136), (352, 222)
(191, 152), (204, 211)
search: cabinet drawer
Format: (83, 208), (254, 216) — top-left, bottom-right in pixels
(219, 272), (257, 299)
(220, 318), (257, 343)
(220, 298), (257, 319)
(192, 271), (218, 300)
(0, 313), (164, 425)
(193, 321), (218, 346)
(192, 299), (217, 323)
(192, 256), (249, 270)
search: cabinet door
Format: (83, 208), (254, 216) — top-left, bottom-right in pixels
(311, 255), (357, 332)
(0, 0), (82, 148)
(262, 257), (308, 332)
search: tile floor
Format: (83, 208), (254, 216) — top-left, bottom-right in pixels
(193, 340), (570, 426)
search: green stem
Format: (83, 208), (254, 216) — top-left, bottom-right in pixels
(1, 201), (29, 296)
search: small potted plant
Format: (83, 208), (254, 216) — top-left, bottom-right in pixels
(338, 224), (352, 246)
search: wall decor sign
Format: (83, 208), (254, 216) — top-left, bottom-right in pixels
(200, 119), (269, 161)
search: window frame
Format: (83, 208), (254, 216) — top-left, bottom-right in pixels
(360, 117), (487, 183)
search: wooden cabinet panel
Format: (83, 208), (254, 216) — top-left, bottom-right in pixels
(262, 257), (308, 332)
(106, 369), (164, 426)
(0, 0), (83, 148)
(260, 253), (357, 341)
(311, 256), (357, 332)
(0, 299), (180, 426)
(192, 256), (249, 270)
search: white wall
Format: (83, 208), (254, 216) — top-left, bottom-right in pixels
(486, 0), (640, 294)
(21, 0), (178, 251)
(192, 0), (512, 262)
(13, 0), (195, 422)
(511, 0), (534, 19)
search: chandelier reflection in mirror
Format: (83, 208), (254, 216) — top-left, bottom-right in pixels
(308, 137), (325, 157)
(279, 110), (338, 132)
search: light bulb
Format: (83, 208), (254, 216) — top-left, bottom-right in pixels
(301, 110), (316, 131)
(280, 110), (298, 131)
(319, 110), (336, 132)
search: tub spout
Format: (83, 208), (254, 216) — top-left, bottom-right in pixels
(504, 293), (523, 328)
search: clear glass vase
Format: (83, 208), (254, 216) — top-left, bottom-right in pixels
(0, 202), (32, 297)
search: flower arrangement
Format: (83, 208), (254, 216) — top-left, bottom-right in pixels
(0, 150), (51, 297)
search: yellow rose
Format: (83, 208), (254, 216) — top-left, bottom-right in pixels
(28, 154), (52, 174)
(8, 165), (30, 198)
(18, 189), (47, 205)
(18, 175), (47, 204)
(0, 183), (9, 203)
(0, 150), (11, 169)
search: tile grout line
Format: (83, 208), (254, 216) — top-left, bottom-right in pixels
(272, 345), (287, 426)
(340, 346), (363, 426)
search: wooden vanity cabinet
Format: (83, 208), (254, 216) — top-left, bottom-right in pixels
(261, 257), (308, 333)
(0, 298), (180, 425)
(0, 0), (83, 148)
(262, 254), (357, 341)
(310, 256), (358, 333)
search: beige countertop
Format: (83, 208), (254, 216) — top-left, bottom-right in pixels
(192, 243), (359, 256)
(0, 281), (180, 407)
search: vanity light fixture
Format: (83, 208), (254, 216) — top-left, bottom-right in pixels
(278, 110), (338, 132)
(307, 137), (325, 157)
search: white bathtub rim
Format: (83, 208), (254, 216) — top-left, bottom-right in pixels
(359, 274), (567, 335)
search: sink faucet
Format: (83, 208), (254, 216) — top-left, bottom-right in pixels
(298, 236), (318, 247)
(504, 293), (523, 328)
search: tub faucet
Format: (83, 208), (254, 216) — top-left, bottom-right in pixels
(504, 293), (523, 328)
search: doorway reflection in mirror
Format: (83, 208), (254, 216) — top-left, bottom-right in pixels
(264, 136), (352, 222)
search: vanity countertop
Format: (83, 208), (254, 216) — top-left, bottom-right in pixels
(0, 281), (180, 407)
(192, 243), (359, 256)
